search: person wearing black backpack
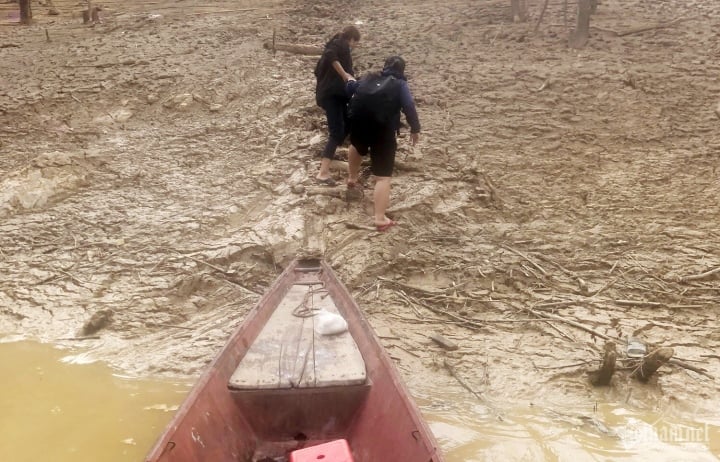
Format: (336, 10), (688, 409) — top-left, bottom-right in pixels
(346, 56), (421, 232)
(314, 25), (361, 186)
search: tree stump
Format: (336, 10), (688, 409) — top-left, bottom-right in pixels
(82, 6), (100, 24)
(19, 0), (32, 24)
(589, 341), (616, 386)
(569, 0), (593, 48)
(633, 347), (674, 382)
(510, 0), (528, 23)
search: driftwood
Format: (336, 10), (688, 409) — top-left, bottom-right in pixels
(262, 41), (322, 56)
(344, 223), (376, 232)
(669, 358), (714, 379)
(569, 0), (593, 49)
(305, 186), (344, 199)
(589, 342), (616, 386)
(430, 333), (459, 351)
(616, 17), (685, 37)
(19, 0), (32, 24)
(680, 266), (720, 282)
(633, 347), (674, 382)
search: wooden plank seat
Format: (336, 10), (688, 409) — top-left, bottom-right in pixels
(228, 282), (366, 390)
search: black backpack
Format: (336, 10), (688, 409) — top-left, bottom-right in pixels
(349, 74), (402, 125)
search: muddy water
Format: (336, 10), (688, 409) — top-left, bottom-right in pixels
(419, 389), (720, 461)
(3, 341), (718, 462)
(0, 341), (190, 462)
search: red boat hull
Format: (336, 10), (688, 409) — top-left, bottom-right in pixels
(145, 259), (443, 462)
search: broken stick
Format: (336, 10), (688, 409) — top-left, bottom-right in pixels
(443, 359), (504, 421)
(430, 333), (459, 351)
(616, 17), (685, 37)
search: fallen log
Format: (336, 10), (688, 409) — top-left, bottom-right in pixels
(306, 186), (343, 198)
(616, 17), (685, 37)
(263, 41), (321, 56)
(590, 342), (616, 386)
(633, 347), (674, 382)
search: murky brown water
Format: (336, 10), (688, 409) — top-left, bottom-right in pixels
(418, 388), (720, 461)
(2, 341), (718, 462)
(0, 340), (190, 462)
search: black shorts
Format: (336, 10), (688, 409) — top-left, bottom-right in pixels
(349, 126), (397, 177)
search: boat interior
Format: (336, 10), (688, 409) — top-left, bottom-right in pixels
(228, 261), (370, 460)
(147, 259), (440, 462)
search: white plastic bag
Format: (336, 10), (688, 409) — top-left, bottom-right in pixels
(314, 310), (348, 336)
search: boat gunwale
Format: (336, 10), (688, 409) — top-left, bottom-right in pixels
(145, 258), (444, 462)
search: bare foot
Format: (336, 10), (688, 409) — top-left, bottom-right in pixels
(375, 218), (397, 232)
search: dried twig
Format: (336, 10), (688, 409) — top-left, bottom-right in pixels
(668, 359), (714, 379)
(145, 322), (194, 330)
(520, 305), (617, 341)
(534, 300), (578, 309)
(590, 277), (618, 297)
(444, 359), (483, 400)
(395, 290), (424, 319)
(271, 133), (288, 158)
(345, 222), (376, 231)
(616, 17), (686, 37)
(444, 359), (504, 421)
(680, 266), (720, 282)
(389, 343), (421, 358)
(614, 299), (663, 307)
(180, 253), (231, 274)
(57, 335), (101, 341)
(534, 359), (597, 370)
(501, 245), (548, 276)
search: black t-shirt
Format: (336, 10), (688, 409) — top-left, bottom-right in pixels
(314, 36), (354, 105)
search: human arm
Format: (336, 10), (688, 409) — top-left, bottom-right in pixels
(325, 40), (355, 83)
(399, 81), (421, 143)
(332, 60), (355, 82)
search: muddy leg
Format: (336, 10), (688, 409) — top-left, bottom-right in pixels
(348, 145), (362, 186)
(373, 177), (392, 226)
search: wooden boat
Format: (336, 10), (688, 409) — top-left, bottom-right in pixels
(145, 258), (444, 462)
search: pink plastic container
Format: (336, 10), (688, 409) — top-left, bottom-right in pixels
(289, 439), (355, 462)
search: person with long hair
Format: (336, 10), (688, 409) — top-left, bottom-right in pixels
(314, 25), (361, 186)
